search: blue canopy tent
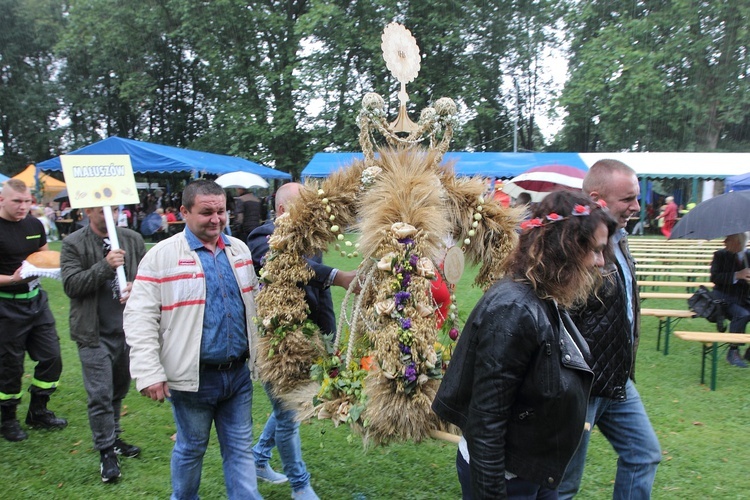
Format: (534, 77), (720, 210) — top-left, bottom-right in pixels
(36, 136), (291, 180)
(725, 172), (750, 193)
(300, 151), (588, 179)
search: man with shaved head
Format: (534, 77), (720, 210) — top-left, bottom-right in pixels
(248, 182), (357, 500)
(560, 160), (661, 499)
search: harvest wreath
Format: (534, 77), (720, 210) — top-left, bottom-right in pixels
(254, 24), (520, 445)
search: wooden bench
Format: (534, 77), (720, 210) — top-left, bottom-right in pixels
(636, 271), (710, 279)
(638, 280), (704, 289)
(640, 292), (693, 300)
(641, 309), (696, 355)
(634, 257), (712, 264)
(673, 331), (750, 390)
(639, 290), (697, 354)
(631, 250), (717, 256)
(636, 264), (710, 271)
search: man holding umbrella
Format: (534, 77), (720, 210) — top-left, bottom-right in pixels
(710, 232), (750, 367)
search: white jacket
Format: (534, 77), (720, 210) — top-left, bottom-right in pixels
(123, 232), (259, 392)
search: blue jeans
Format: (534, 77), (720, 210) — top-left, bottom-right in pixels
(559, 380), (661, 500)
(252, 384), (311, 491)
(169, 364), (260, 500)
(724, 301), (750, 334)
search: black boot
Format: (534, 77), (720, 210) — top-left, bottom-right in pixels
(1, 403), (28, 442)
(726, 347), (748, 368)
(25, 393), (67, 430)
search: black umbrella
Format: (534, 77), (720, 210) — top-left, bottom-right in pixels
(670, 190), (750, 240)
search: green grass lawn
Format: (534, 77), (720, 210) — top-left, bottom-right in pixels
(1, 238), (748, 499)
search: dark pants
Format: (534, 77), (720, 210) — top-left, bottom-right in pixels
(78, 333), (131, 450)
(456, 449), (559, 500)
(725, 301), (750, 334)
(0, 291), (62, 402)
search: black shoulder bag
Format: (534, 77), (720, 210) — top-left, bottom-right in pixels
(687, 285), (728, 332)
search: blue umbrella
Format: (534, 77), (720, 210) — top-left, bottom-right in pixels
(140, 212), (164, 236)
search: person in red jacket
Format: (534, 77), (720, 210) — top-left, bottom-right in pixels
(658, 196), (678, 238)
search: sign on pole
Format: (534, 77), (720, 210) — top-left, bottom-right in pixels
(60, 155), (140, 298)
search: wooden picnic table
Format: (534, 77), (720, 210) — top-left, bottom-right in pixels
(168, 220), (186, 235)
(635, 264), (709, 270)
(635, 271), (710, 279)
(638, 286), (701, 355)
(640, 308), (696, 355)
(56, 218), (75, 237)
(638, 280), (705, 288)
(673, 331), (750, 390)
(640, 291), (693, 300)
(633, 257), (712, 264)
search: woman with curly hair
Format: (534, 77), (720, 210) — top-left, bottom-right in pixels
(432, 190), (617, 499)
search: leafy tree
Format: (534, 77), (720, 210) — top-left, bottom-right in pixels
(298, 0), (566, 154)
(555, 0), (750, 152)
(0, 0), (65, 174)
(56, 0), (211, 150)
(5, 0), (572, 180)
(174, 0), (312, 178)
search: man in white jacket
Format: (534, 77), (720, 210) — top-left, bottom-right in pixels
(124, 180), (261, 499)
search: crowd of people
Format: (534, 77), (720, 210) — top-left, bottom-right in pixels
(1, 158), (746, 499)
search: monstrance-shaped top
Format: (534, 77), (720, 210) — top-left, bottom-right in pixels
(381, 23), (421, 132)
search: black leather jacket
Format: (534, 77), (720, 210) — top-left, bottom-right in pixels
(432, 278), (593, 498)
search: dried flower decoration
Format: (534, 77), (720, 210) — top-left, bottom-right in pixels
(519, 203), (602, 231)
(520, 218), (544, 230)
(361, 166), (382, 188)
(572, 204), (591, 216)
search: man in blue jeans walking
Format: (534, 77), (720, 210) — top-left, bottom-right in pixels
(125, 180), (262, 499)
(559, 160), (661, 499)
(248, 182), (357, 500)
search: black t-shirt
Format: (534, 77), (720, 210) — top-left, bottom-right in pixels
(0, 214), (47, 293)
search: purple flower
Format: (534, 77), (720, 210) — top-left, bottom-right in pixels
(398, 237), (414, 245)
(404, 363), (417, 382)
(401, 272), (411, 288)
(394, 291), (411, 309)
(400, 343), (411, 354)
(394, 264), (404, 275)
(409, 254), (419, 267)
(400, 317), (412, 329)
